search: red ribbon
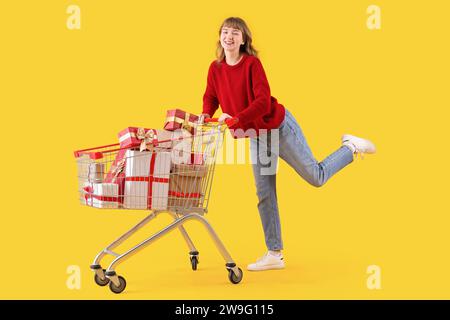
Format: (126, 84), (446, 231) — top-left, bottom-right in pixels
(83, 186), (93, 205)
(83, 186), (119, 205)
(168, 190), (201, 199)
(125, 152), (169, 209)
(125, 177), (169, 183)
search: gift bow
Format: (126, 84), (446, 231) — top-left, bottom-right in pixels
(166, 112), (196, 132)
(181, 112), (195, 132)
(136, 128), (158, 152)
(178, 114), (195, 139)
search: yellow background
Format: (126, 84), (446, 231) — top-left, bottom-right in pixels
(1, 0), (449, 299)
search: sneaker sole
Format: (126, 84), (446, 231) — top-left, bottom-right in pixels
(342, 134), (376, 154)
(247, 264), (285, 271)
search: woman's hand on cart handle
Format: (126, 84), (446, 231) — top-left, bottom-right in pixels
(224, 116), (239, 127)
(218, 113), (239, 127)
(217, 113), (231, 123)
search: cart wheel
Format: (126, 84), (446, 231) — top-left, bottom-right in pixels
(228, 267), (243, 284)
(190, 255), (199, 271)
(94, 269), (110, 286)
(109, 276), (126, 294)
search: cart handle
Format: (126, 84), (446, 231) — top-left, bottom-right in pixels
(204, 117), (239, 127)
(74, 143), (120, 159)
(74, 118), (238, 159)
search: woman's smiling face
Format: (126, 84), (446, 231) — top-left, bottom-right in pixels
(220, 26), (244, 54)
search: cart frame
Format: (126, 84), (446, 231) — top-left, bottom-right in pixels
(74, 119), (243, 293)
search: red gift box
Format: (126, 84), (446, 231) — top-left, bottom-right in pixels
(118, 127), (159, 151)
(164, 109), (199, 134)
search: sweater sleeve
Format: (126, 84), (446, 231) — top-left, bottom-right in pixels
(202, 63), (219, 117)
(235, 58), (272, 125)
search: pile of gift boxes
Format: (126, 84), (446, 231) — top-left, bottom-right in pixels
(82, 109), (209, 210)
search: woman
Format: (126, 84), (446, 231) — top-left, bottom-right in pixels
(199, 17), (376, 271)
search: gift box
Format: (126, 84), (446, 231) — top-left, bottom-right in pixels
(168, 163), (208, 209)
(131, 128), (195, 165)
(118, 127), (159, 151)
(164, 109), (199, 134)
(77, 154), (105, 183)
(123, 149), (171, 210)
(112, 128), (170, 206)
(118, 127), (194, 164)
(124, 128), (194, 165)
(83, 183), (119, 209)
(88, 162), (104, 183)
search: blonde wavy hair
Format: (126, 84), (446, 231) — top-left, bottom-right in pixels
(216, 17), (258, 62)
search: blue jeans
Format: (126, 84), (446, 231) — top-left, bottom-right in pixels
(250, 109), (354, 250)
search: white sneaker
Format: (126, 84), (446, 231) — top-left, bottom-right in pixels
(247, 252), (285, 271)
(342, 134), (376, 156)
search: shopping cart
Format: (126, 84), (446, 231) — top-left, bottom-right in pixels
(73, 118), (243, 294)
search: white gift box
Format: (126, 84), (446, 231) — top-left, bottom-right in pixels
(123, 150), (171, 210)
(88, 162), (104, 183)
(84, 183), (119, 209)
